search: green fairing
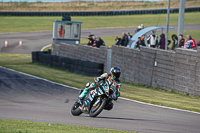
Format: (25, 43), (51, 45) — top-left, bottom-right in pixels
(79, 73), (121, 98)
(79, 83), (95, 98)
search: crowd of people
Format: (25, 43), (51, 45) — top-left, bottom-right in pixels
(86, 27), (198, 51)
(114, 32), (132, 47)
(114, 30), (198, 51)
(87, 34), (105, 48)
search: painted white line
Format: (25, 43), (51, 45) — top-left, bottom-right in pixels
(0, 66), (200, 115)
(40, 44), (52, 51)
(0, 66), (79, 91)
(119, 97), (200, 115)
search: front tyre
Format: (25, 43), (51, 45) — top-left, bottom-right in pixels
(71, 101), (82, 116)
(89, 97), (107, 117)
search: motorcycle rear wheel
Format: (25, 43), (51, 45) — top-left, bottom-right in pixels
(89, 97), (106, 117)
(71, 101), (82, 116)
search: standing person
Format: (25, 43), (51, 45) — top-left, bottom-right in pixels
(171, 34), (178, 51)
(115, 36), (122, 46)
(135, 37), (145, 49)
(178, 34), (185, 48)
(127, 32), (132, 41)
(186, 34), (197, 49)
(92, 36), (97, 47)
(183, 37), (193, 49)
(95, 37), (105, 48)
(197, 41), (200, 47)
(87, 34), (94, 46)
(135, 24), (144, 33)
(147, 30), (158, 48)
(120, 32), (129, 47)
(157, 33), (166, 49)
(58, 25), (64, 37)
(141, 34), (145, 46)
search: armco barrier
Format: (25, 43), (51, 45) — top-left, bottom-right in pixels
(32, 51), (104, 77)
(1, 7), (199, 16)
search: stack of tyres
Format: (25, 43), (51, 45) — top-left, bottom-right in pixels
(82, 61), (104, 77)
(60, 57), (71, 70)
(31, 51), (104, 77)
(51, 55), (61, 69)
(32, 51), (41, 63)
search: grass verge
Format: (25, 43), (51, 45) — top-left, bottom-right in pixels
(0, 53), (200, 113)
(0, 12), (200, 33)
(0, 119), (133, 133)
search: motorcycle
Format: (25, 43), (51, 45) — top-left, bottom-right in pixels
(71, 79), (118, 117)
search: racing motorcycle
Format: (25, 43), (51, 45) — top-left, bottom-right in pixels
(71, 79), (118, 117)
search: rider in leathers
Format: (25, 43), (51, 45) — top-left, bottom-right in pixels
(79, 67), (121, 110)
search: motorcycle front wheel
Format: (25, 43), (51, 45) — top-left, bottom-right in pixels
(89, 97), (106, 117)
(71, 101), (82, 116)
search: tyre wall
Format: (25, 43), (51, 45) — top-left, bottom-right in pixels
(0, 7), (199, 16)
(112, 45), (200, 97)
(32, 51), (104, 77)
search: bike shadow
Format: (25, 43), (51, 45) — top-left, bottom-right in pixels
(82, 116), (159, 122)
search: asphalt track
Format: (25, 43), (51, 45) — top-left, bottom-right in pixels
(0, 24), (200, 54)
(0, 67), (200, 133)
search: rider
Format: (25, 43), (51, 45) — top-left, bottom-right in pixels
(78, 67), (121, 110)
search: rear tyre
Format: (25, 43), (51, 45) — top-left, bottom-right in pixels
(89, 97), (107, 117)
(71, 102), (82, 116)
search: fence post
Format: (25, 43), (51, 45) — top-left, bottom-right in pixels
(107, 48), (112, 73)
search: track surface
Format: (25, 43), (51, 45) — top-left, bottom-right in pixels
(1, 24), (200, 54)
(0, 67), (200, 133)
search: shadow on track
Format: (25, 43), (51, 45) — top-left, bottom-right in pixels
(80, 116), (160, 122)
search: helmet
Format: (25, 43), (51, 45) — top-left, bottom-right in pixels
(110, 67), (121, 80)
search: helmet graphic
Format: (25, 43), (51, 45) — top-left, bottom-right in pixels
(110, 67), (121, 80)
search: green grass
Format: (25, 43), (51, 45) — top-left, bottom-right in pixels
(0, 12), (200, 33)
(0, 53), (200, 113)
(0, 119), (133, 133)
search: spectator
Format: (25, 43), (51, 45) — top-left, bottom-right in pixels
(141, 35), (145, 46)
(157, 33), (165, 49)
(186, 34), (197, 49)
(127, 32), (132, 41)
(58, 25), (64, 37)
(135, 37), (145, 49)
(171, 34), (178, 51)
(120, 32), (129, 47)
(183, 37), (193, 49)
(147, 30), (158, 48)
(179, 34), (185, 48)
(115, 36), (121, 46)
(197, 41), (200, 47)
(92, 36), (97, 47)
(87, 34), (94, 46)
(95, 37), (105, 48)
(141, 24), (144, 29)
(135, 24), (144, 33)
